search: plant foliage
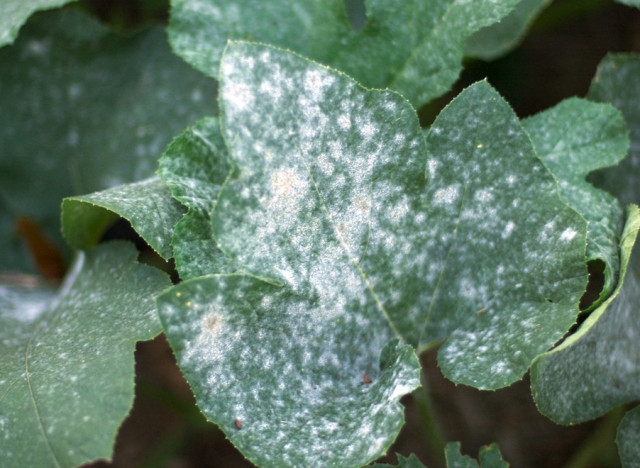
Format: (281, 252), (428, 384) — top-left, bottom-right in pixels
(1, 1), (640, 467)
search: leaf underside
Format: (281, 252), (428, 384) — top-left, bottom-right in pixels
(168, 0), (521, 107)
(0, 241), (169, 467)
(62, 177), (185, 261)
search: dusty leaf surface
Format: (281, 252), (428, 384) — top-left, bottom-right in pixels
(0, 241), (169, 467)
(523, 97), (628, 307)
(62, 177), (185, 261)
(157, 117), (236, 278)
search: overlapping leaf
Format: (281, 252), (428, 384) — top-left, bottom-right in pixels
(0, 0), (73, 47)
(157, 117), (236, 278)
(62, 177), (185, 261)
(168, 0), (521, 107)
(465, 0), (550, 61)
(588, 54), (640, 207)
(0, 241), (169, 467)
(530, 54), (640, 468)
(530, 205), (640, 424)
(0, 9), (218, 272)
(522, 98), (628, 307)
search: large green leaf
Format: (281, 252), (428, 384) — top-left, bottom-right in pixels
(168, 0), (520, 108)
(157, 117), (237, 278)
(0, 0), (74, 47)
(618, 406), (640, 468)
(445, 443), (508, 468)
(0, 241), (169, 467)
(61, 177), (185, 261)
(0, 9), (218, 272)
(464, 0), (550, 61)
(588, 54), (640, 207)
(530, 205), (640, 424)
(156, 41), (589, 465)
(522, 98), (628, 307)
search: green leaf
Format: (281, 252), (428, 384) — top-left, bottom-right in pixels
(61, 177), (185, 261)
(0, 0), (74, 47)
(588, 54), (640, 207)
(0, 9), (218, 272)
(158, 275), (421, 468)
(465, 0), (550, 61)
(445, 442), (508, 468)
(0, 241), (170, 467)
(522, 97), (628, 307)
(370, 453), (428, 467)
(618, 406), (640, 468)
(157, 117), (236, 278)
(168, 0), (521, 107)
(530, 205), (640, 424)
(179, 41), (586, 388)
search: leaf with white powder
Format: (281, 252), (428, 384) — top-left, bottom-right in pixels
(157, 42), (588, 465)
(523, 97), (628, 308)
(0, 241), (169, 467)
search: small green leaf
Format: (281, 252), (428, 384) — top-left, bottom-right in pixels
(0, 0), (74, 47)
(157, 117), (236, 278)
(530, 205), (640, 424)
(0, 241), (170, 467)
(445, 442), (508, 468)
(0, 9), (218, 271)
(168, 0), (521, 107)
(588, 54), (640, 207)
(370, 453), (428, 467)
(522, 97), (628, 307)
(465, 0), (550, 61)
(618, 406), (640, 468)
(62, 177), (185, 260)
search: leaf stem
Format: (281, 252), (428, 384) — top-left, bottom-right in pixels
(563, 407), (625, 468)
(414, 369), (447, 467)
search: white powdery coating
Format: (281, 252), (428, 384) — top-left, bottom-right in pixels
(560, 227), (577, 242)
(433, 185), (460, 205)
(502, 221), (516, 239)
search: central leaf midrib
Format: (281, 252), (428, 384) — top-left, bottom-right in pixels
(258, 99), (404, 341)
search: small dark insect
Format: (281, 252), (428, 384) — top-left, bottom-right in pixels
(363, 371), (371, 384)
(235, 419), (243, 429)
